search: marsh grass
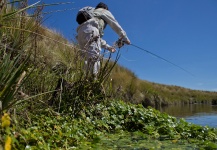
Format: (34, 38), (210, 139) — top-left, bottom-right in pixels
(46, 49), (121, 116)
(0, 51), (29, 111)
(0, 0), (41, 112)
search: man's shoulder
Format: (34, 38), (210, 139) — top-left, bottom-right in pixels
(94, 8), (112, 17)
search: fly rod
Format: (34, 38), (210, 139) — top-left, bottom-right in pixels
(115, 39), (193, 76)
(130, 43), (194, 76)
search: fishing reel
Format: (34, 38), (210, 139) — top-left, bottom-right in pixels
(115, 38), (125, 48)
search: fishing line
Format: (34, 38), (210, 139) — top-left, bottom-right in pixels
(130, 43), (194, 76)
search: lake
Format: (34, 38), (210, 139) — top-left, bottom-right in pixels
(159, 104), (217, 128)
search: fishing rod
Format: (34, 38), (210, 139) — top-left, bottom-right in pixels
(115, 39), (194, 76)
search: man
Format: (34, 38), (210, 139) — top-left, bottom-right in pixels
(76, 2), (131, 76)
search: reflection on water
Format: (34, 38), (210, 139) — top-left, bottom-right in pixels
(159, 104), (217, 127)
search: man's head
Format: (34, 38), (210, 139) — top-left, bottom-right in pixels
(95, 2), (108, 10)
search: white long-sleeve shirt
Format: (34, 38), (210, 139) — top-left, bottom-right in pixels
(76, 7), (129, 50)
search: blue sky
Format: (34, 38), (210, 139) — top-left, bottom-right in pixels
(34, 0), (217, 91)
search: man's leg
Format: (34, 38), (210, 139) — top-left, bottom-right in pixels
(77, 26), (101, 76)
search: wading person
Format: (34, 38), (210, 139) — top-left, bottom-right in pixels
(76, 2), (131, 77)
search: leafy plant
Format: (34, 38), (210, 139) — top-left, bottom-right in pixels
(1, 100), (216, 149)
(0, 51), (29, 111)
(0, 0), (43, 112)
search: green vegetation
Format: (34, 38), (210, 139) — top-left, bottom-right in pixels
(1, 101), (217, 149)
(1, 1), (217, 149)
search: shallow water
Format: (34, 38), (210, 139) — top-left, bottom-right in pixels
(159, 104), (217, 128)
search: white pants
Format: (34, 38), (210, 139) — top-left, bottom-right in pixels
(77, 24), (101, 75)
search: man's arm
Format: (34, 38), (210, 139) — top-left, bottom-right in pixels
(94, 8), (131, 44)
(101, 38), (116, 53)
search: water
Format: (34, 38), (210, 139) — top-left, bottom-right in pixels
(185, 113), (217, 127)
(159, 104), (217, 128)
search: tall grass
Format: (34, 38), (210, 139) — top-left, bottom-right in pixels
(0, 51), (29, 111)
(0, 0), (41, 112)
(0, 1), (76, 113)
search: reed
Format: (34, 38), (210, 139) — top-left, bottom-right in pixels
(0, 0), (41, 112)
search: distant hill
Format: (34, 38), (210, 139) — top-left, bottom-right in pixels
(110, 64), (217, 107)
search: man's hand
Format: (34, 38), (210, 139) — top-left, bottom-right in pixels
(124, 40), (131, 45)
(108, 47), (116, 53)
(115, 38), (131, 48)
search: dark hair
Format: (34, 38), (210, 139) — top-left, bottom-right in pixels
(95, 2), (108, 10)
